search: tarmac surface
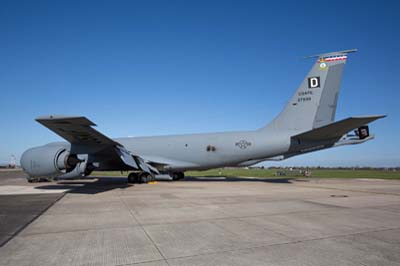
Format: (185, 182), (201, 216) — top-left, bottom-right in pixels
(0, 170), (400, 266)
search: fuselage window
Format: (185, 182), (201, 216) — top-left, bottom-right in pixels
(206, 145), (216, 152)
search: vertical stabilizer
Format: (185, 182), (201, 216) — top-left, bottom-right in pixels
(261, 49), (357, 133)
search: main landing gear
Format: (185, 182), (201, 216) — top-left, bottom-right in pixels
(171, 172), (185, 181)
(127, 172), (155, 184)
(127, 171), (185, 183)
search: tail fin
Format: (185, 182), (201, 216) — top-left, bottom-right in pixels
(262, 49), (357, 132)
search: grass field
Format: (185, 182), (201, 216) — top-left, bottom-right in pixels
(92, 168), (400, 179)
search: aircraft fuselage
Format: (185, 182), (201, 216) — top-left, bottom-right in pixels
(116, 128), (291, 171)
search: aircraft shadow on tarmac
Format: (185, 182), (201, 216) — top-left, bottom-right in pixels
(35, 177), (132, 194)
(44, 177), (295, 192)
(184, 176), (296, 183)
(34, 176), (298, 194)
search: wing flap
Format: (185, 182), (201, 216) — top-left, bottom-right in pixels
(293, 115), (386, 142)
(114, 145), (139, 169)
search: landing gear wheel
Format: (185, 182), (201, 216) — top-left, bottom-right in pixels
(128, 173), (139, 183)
(140, 173), (151, 184)
(177, 172), (185, 180)
(171, 172), (184, 181)
(172, 173), (179, 181)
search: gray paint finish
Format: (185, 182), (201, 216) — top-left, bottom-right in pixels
(19, 50), (385, 178)
(314, 63), (344, 128)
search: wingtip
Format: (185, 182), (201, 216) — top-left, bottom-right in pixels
(35, 115), (82, 120)
(35, 115), (96, 126)
(370, 114), (387, 119)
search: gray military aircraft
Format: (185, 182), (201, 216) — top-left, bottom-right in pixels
(20, 49), (385, 183)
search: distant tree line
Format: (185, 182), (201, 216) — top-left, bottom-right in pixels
(249, 166), (400, 171)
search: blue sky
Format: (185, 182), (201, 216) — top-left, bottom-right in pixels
(0, 0), (399, 167)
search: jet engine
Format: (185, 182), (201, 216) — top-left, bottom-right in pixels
(20, 143), (82, 178)
(58, 157), (93, 180)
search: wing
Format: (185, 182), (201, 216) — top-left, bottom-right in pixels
(36, 115), (159, 174)
(36, 116), (117, 146)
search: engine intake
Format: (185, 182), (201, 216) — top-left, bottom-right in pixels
(20, 144), (80, 178)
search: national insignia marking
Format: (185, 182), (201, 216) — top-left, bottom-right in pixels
(319, 62), (327, 70)
(235, 140), (252, 149)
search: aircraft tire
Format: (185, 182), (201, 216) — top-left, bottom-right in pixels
(171, 172), (179, 181)
(128, 173), (137, 183)
(171, 172), (184, 180)
(140, 173), (149, 184)
(177, 172), (185, 180)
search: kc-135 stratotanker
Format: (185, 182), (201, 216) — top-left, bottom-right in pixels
(21, 49), (385, 183)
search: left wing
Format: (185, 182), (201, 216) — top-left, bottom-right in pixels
(36, 115), (159, 174)
(36, 115), (117, 146)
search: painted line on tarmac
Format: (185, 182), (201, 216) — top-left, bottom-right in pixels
(0, 185), (73, 195)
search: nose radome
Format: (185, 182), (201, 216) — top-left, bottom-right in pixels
(20, 148), (32, 174)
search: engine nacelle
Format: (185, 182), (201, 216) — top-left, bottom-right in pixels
(20, 143), (81, 178)
(58, 157), (92, 180)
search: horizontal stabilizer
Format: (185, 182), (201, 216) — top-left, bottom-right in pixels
(292, 115), (386, 142)
(305, 49), (358, 59)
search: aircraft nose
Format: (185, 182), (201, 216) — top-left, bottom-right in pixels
(20, 148), (32, 175)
